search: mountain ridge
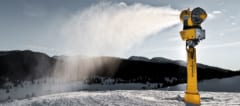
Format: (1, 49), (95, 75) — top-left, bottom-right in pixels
(0, 50), (239, 89)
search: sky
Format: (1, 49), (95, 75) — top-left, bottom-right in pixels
(0, 0), (240, 70)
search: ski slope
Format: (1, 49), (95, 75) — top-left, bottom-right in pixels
(1, 90), (240, 106)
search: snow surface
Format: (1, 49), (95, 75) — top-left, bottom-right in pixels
(0, 78), (163, 102)
(165, 76), (240, 92)
(1, 90), (240, 106)
(2, 76), (240, 103)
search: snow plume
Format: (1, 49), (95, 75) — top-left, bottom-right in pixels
(61, 2), (180, 56)
(53, 56), (121, 81)
(51, 2), (179, 89)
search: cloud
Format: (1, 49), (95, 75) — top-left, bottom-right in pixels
(207, 10), (222, 20)
(60, 2), (180, 57)
(212, 10), (222, 14)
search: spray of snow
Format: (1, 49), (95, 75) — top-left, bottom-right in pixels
(54, 2), (179, 77)
(61, 2), (180, 56)
(50, 2), (180, 92)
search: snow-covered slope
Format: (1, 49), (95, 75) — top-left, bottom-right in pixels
(0, 78), (163, 102)
(165, 76), (240, 92)
(1, 90), (240, 106)
(2, 76), (240, 102)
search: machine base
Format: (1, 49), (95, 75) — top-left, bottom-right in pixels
(184, 92), (200, 105)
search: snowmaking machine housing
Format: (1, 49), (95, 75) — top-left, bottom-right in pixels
(179, 7), (207, 105)
(180, 7), (207, 47)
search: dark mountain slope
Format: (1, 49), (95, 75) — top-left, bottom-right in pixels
(0, 50), (239, 89)
(0, 50), (55, 88)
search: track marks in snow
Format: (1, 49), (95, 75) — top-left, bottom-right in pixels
(1, 90), (240, 106)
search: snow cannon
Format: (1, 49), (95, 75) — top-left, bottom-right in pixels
(180, 7), (207, 47)
(179, 7), (207, 105)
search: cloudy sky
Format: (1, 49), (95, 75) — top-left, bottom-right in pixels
(0, 0), (240, 70)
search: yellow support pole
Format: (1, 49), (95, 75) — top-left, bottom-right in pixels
(184, 47), (200, 105)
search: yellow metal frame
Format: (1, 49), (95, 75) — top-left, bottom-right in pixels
(179, 8), (208, 105)
(180, 9), (194, 26)
(180, 29), (196, 41)
(184, 47), (200, 105)
(180, 28), (200, 105)
(179, 7), (207, 105)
